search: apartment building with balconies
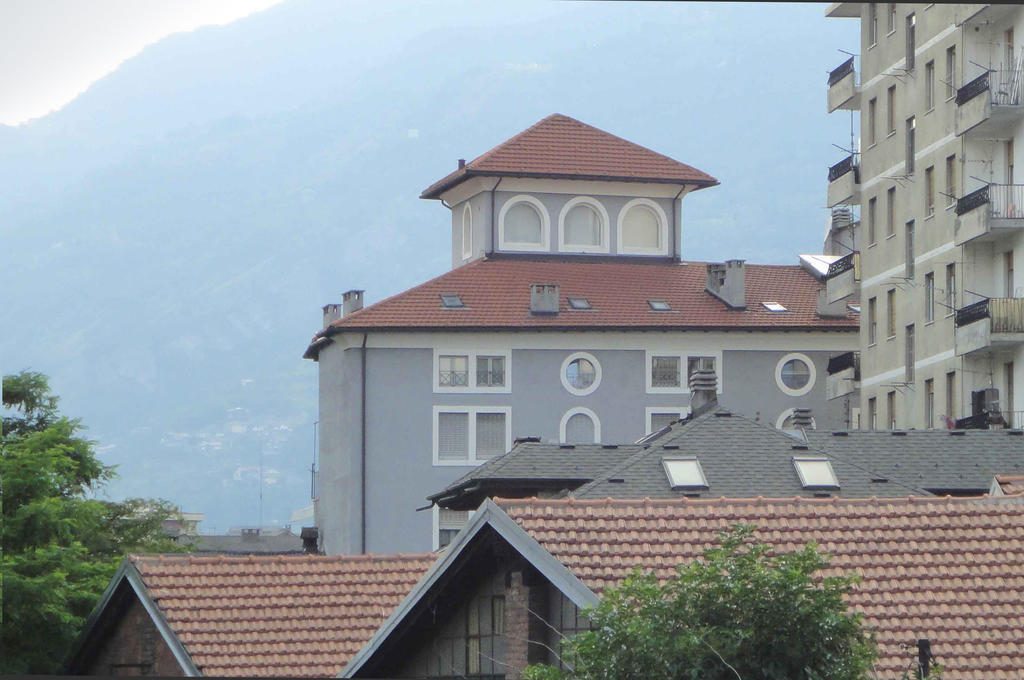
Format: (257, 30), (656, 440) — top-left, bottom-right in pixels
(825, 3), (1024, 430)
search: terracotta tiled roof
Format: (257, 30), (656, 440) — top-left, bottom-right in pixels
(309, 258), (855, 351)
(131, 553), (434, 677)
(497, 495), (1024, 680)
(996, 474), (1024, 495)
(421, 114), (718, 199)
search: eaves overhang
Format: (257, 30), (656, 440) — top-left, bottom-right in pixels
(420, 169), (719, 200)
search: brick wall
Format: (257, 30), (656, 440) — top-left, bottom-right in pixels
(77, 590), (185, 676)
(504, 566), (551, 679)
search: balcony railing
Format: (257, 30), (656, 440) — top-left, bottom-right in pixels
(956, 72), (989, 106)
(989, 184), (1024, 218)
(828, 57), (855, 86)
(956, 185), (989, 216)
(826, 351), (858, 375)
(828, 155), (859, 183)
(825, 252), (856, 279)
(955, 297), (1024, 331)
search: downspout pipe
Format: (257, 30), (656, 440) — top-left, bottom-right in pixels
(360, 332), (368, 553)
(672, 185), (687, 261)
(488, 178), (502, 257)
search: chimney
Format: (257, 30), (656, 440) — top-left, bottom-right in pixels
(301, 526), (320, 555)
(688, 368), (718, 415)
(530, 284), (559, 315)
(705, 260), (746, 309)
(791, 408), (813, 429)
(322, 303), (342, 329)
(817, 288), (847, 317)
(917, 639), (932, 679)
(342, 289), (364, 317)
(458, 158), (466, 169)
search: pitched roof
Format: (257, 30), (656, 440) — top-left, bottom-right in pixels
(996, 474), (1024, 495)
(573, 407), (926, 499)
(421, 114), (718, 199)
(428, 442), (642, 509)
(804, 429), (1024, 494)
(130, 553), (434, 677)
(306, 258), (856, 355)
(497, 495), (1024, 680)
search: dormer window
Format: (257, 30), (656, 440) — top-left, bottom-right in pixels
(618, 199), (669, 255)
(559, 197), (609, 253)
(498, 195), (549, 251)
(461, 204), (472, 259)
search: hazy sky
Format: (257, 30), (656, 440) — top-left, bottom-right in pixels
(0, 0), (282, 125)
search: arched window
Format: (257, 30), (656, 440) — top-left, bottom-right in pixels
(618, 199), (669, 255)
(559, 197), (609, 252)
(498, 195), (549, 251)
(560, 407), (601, 443)
(461, 204), (472, 259)
(776, 408), (818, 431)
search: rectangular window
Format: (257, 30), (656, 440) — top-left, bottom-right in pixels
(946, 154), (957, 207)
(946, 45), (956, 99)
(687, 356), (716, 382)
(437, 508), (470, 549)
(925, 60), (935, 109)
(1006, 362), (1015, 427)
(434, 407), (510, 465)
(925, 378), (935, 428)
(870, 3), (878, 45)
(650, 412), (681, 433)
(651, 356), (681, 388)
(869, 397), (878, 429)
(905, 324), (915, 383)
(905, 220), (915, 279)
(868, 297), (878, 344)
(888, 3), (896, 33)
(906, 117), (915, 173)
(868, 196), (877, 244)
(925, 272), (935, 322)
(868, 98), (877, 147)
(906, 14), (916, 70)
(887, 187), (896, 236)
(439, 355), (469, 387)
(476, 355), (505, 387)
(1007, 139), (1015, 185)
(887, 85), (896, 135)
(887, 289), (896, 338)
(946, 371), (957, 420)
(925, 166), (935, 216)
(888, 390), (897, 429)
(1006, 251), (1016, 297)
(946, 263), (957, 314)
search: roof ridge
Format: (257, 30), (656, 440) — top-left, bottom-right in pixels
(498, 493), (981, 509)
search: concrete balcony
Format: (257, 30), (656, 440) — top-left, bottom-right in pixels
(956, 71), (1024, 138)
(954, 184), (1024, 245)
(955, 297), (1024, 356)
(824, 252), (859, 304)
(827, 57), (859, 113)
(825, 351), (859, 401)
(827, 155), (860, 208)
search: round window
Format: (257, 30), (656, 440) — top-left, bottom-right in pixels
(566, 358), (596, 390)
(781, 359), (811, 390)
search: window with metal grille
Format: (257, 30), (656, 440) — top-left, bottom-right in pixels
(687, 356), (715, 382)
(651, 356), (681, 388)
(438, 412), (469, 461)
(439, 355), (468, 386)
(475, 412), (506, 460)
(650, 412), (680, 433)
(476, 356), (505, 387)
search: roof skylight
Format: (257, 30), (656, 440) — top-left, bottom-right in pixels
(440, 294), (464, 308)
(762, 302), (788, 312)
(648, 300), (671, 311)
(567, 296), (592, 310)
(792, 457), (839, 489)
(662, 456), (708, 489)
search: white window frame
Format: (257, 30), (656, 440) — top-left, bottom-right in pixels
(431, 506), (475, 551)
(433, 348), (512, 393)
(462, 204), (473, 260)
(497, 194), (550, 252)
(557, 196), (610, 254)
(559, 407), (601, 444)
(792, 457), (839, 489)
(774, 352), (816, 397)
(617, 198), (669, 256)
(560, 351), (602, 396)
(776, 408), (818, 431)
(432, 406), (512, 467)
(662, 456), (709, 489)
(645, 406), (690, 434)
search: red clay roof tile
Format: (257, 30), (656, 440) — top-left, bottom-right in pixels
(496, 496), (1024, 680)
(421, 114), (717, 198)
(130, 552), (434, 678)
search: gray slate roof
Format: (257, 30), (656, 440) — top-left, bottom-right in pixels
(574, 407), (927, 500)
(429, 442), (641, 509)
(804, 429), (1024, 494)
(189, 533), (305, 555)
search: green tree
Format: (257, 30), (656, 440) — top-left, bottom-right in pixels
(525, 524), (877, 680)
(1, 371), (186, 674)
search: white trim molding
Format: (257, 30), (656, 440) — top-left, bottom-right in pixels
(557, 196), (611, 254)
(497, 194), (550, 252)
(559, 406), (601, 444)
(617, 198), (669, 256)
(775, 352), (816, 397)
(560, 351), (602, 396)
(433, 348), (512, 394)
(461, 204), (472, 260)
(645, 406), (690, 434)
(432, 405), (513, 466)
